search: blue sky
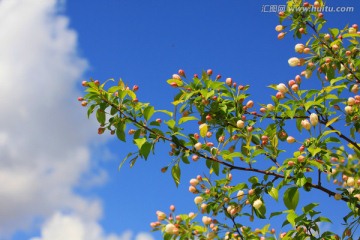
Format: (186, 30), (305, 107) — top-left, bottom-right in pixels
(1, 0), (359, 239)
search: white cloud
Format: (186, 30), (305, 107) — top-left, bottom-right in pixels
(0, 0), (155, 239)
(0, 0), (116, 238)
(30, 212), (154, 240)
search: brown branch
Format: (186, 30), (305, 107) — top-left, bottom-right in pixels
(96, 88), (359, 209)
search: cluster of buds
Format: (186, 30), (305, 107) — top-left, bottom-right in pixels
(189, 175), (203, 193)
(344, 96), (360, 115)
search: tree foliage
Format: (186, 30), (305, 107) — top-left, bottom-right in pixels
(79, 1), (360, 239)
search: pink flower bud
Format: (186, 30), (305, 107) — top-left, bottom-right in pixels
(291, 84), (299, 92)
(246, 100), (254, 108)
(276, 92), (284, 99)
(278, 32), (285, 40)
(192, 155), (199, 161)
(172, 74), (181, 79)
(156, 211), (166, 221)
(190, 178), (199, 186)
(301, 119), (311, 130)
(348, 97), (356, 106)
(170, 205), (175, 211)
(202, 216), (212, 225)
(225, 78), (232, 86)
(189, 186), (197, 193)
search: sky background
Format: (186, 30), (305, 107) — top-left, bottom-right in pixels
(1, 0), (359, 239)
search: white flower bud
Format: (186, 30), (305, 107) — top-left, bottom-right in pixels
(253, 199), (263, 209)
(276, 83), (288, 93)
(309, 113), (318, 126)
(194, 196), (203, 204)
(236, 120), (245, 128)
(288, 57), (300, 67)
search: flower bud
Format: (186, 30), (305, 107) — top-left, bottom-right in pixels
(165, 223), (176, 234)
(347, 177), (355, 186)
(194, 142), (202, 150)
(253, 199), (263, 209)
(194, 196), (203, 204)
(351, 84), (359, 94)
(156, 211), (166, 221)
(303, 47), (311, 54)
(275, 25), (284, 32)
(236, 120), (245, 128)
(288, 57), (300, 67)
(348, 97), (356, 106)
(291, 84), (299, 92)
(225, 78), (232, 86)
(301, 119), (311, 130)
(286, 136), (296, 143)
(345, 106), (353, 114)
(277, 32), (285, 40)
(294, 43), (305, 53)
(189, 186), (197, 193)
(277, 83), (288, 93)
(172, 74), (181, 80)
(246, 100), (254, 108)
(202, 216), (212, 225)
(237, 190), (245, 200)
(276, 92), (284, 99)
(349, 27), (356, 34)
(192, 155), (199, 161)
(190, 178), (199, 186)
(297, 155), (305, 163)
(266, 104), (275, 111)
(309, 113), (318, 126)
(334, 193), (342, 200)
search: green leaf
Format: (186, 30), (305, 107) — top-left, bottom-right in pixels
(155, 109), (173, 117)
(268, 187), (278, 201)
(171, 164), (181, 187)
(178, 116), (199, 124)
(118, 152), (133, 171)
(134, 138), (147, 149)
(270, 211), (283, 219)
(254, 204), (266, 219)
(140, 142), (152, 160)
(328, 28), (339, 38)
(165, 119), (176, 129)
(143, 106), (154, 121)
(286, 210), (297, 227)
(96, 109), (106, 125)
(283, 187), (299, 210)
(116, 123), (126, 142)
(302, 203), (319, 213)
(315, 216), (332, 223)
(325, 116), (340, 127)
(166, 78), (183, 87)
